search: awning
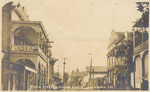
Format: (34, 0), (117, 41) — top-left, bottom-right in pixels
(25, 66), (37, 73)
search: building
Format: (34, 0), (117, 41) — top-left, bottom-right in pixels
(107, 30), (133, 89)
(2, 2), (55, 90)
(130, 2), (149, 90)
(68, 69), (87, 88)
(86, 66), (107, 88)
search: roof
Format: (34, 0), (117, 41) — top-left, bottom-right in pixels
(86, 66), (107, 73)
(71, 69), (82, 77)
(107, 30), (125, 49)
(115, 32), (124, 36)
(111, 30), (124, 36)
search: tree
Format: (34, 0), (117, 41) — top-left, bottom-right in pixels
(136, 2), (149, 12)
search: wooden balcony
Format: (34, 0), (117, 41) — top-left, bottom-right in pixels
(134, 40), (148, 55)
(11, 45), (47, 59)
(107, 59), (126, 70)
(11, 45), (38, 52)
(115, 61), (125, 66)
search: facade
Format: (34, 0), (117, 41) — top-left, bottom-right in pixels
(130, 2), (149, 90)
(68, 69), (87, 88)
(2, 2), (55, 90)
(86, 66), (107, 88)
(107, 30), (133, 89)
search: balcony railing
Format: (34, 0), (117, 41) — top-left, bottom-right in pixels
(108, 58), (126, 69)
(134, 40), (148, 55)
(11, 45), (47, 58)
(115, 61), (125, 66)
(11, 45), (38, 52)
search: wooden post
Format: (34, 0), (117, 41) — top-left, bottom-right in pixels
(8, 74), (10, 90)
(89, 59), (92, 88)
(141, 19), (143, 42)
(13, 74), (15, 90)
(24, 69), (26, 90)
(133, 27), (135, 49)
(93, 69), (94, 88)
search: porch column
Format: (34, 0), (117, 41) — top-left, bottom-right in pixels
(24, 69), (26, 90)
(11, 32), (14, 46)
(8, 74), (10, 90)
(27, 74), (30, 90)
(112, 69), (114, 86)
(133, 27), (135, 49)
(13, 74), (16, 90)
(125, 71), (130, 89)
(34, 73), (37, 86)
(113, 70), (116, 87)
(107, 56), (109, 69)
(121, 74), (123, 88)
(111, 53), (113, 66)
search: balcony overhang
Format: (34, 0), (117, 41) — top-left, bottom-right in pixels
(107, 63), (127, 71)
(11, 21), (49, 41)
(10, 45), (47, 62)
(133, 40), (148, 55)
(115, 44), (127, 50)
(2, 60), (37, 73)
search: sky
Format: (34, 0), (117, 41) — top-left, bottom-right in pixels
(1, 0), (146, 75)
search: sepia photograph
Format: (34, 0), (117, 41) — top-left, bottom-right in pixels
(0, 0), (149, 91)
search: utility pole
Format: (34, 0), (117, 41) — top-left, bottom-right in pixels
(57, 66), (60, 76)
(62, 58), (68, 88)
(89, 58), (92, 88)
(93, 68), (94, 88)
(141, 19), (144, 42)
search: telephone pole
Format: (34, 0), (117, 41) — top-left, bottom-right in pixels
(89, 58), (92, 88)
(93, 68), (94, 88)
(62, 58), (68, 88)
(57, 66), (60, 76)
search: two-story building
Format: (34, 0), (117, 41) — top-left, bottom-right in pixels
(107, 30), (133, 89)
(2, 2), (55, 90)
(130, 2), (149, 90)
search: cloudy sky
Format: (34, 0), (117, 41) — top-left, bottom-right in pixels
(1, 0), (145, 75)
